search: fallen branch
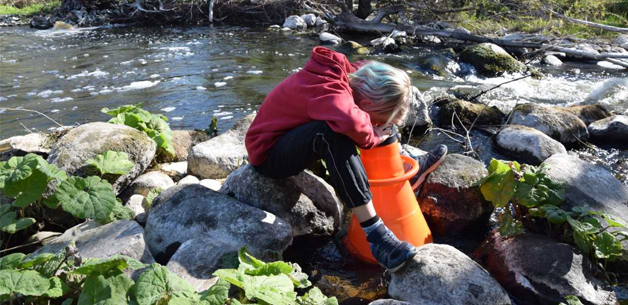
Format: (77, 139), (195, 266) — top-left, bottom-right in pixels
(407, 2), (477, 14)
(546, 8), (628, 33)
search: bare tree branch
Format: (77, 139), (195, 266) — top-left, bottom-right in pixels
(546, 8), (628, 33)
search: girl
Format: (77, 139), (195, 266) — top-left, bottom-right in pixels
(245, 46), (446, 271)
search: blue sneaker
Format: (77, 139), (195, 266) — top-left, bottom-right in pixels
(407, 145), (448, 191)
(366, 222), (417, 272)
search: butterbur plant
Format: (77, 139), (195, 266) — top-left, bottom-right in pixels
(101, 105), (176, 159)
(86, 150), (134, 177)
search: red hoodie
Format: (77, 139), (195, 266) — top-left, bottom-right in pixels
(245, 47), (380, 166)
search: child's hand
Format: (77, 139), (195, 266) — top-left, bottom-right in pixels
(374, 124), (392, 142)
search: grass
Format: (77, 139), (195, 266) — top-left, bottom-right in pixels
(0, 1), (60, 16)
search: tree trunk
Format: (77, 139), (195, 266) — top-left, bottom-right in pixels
(345, 0), (352, 12)
(356, 0), (371, 19)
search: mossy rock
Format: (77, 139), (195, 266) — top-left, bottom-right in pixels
(416, 54), (459, 77)
(459, 43), (526, 77)
(339, 41), (370, 55)
(436, 98), (505, 128)
(508, 104), (588, 146)
(564, 104), (612, 126)
(47, 122), (157, 195)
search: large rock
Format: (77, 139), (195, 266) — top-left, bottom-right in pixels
(30, 220), (154, 271)
(588, 115), (628, 143)
(564, 105), (611, 126)
(416, 154), (492, 235)
(120, 171), (174, 201)
(0, 133), (52, 158)
(416, 54), (460, 77)
(221, 165), (342, 237)
(459, 43), (526, 77)
(416, 128), (510, 166)
(166, 238), (240, 292)
(475, 231), (616, 305)
(616, 34), (628, 49)
(301, 13), (316, 27)
(508, 103), (588, 146)
(542, 54), (562, 66)
(389, 244), (511, 305)
(403, 86), (432, 128)
(188, 114), (254, 179)
(144, 184), (293, 263)
(125, 194), (147, 225)
(158, 161), (188, 181)
(47, 122), (156, 194)
(319, 32), (342, 44)
(495, 125), (567, 165)
(542, 154), (628, 222)
(170, 130), (210, 162)
(339, 41), (370, 55)
(30, 16), (52, 29)
(436, 98), (505, 128)
(283, 15), (306, 31)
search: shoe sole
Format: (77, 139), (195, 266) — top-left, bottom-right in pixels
(411, 152), (448, 191)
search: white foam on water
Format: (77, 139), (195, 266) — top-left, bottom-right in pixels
(584, 77), (628, 110)
(120, 60), (133, 65)
(214, 111), (233, 116)
(7, 95), (16, 98)
(161, 107), (176, 112)
(171, 117), (184, 121)
(120, 80), (161, 91)
(50, 97), (73, 103)
(196, 86), (207, 90)
(71, 88), (82, 93)
(224, 76), (233, 80)
(160, 46), (191, 52)
(150, 74), (160, 78)
(214, 82), (227, 87)
(27, 91), (37, 96)
(0, 97), (6, 101)
(220, 116), (234, 120)
(67, 69), (109, 80)
(37, 90), (62, 98)
(139, 59), (148, 65)
(597, 61), (625, 69)
(247, 70), (263, 74)
(51, 109), (60, 113)
(99, 89), (114, 94)
(72, 106), (78, 110)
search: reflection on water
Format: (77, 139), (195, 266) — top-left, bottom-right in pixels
(1, 25), (627, 139)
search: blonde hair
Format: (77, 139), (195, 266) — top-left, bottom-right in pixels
(349, 61), (412, 126)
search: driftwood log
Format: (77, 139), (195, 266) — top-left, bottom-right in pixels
(329, 5), (628, 69)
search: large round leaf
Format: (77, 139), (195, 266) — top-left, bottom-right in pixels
(57, 176), (117, 222)
(134, 263), (199, 305)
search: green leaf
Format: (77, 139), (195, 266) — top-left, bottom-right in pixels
(567, 217), (599, 234)
(560, 295), (584, 305)
(514, 182), (543, 208)
(540, 205), (569, 224)
(0, 205), (36, 234)
(297, 287), (338, 305)
(0, 154), (38, 186)
(0, 253), (25, 270)
(78, 270), (134, 305)
(479, 160), (516, 207)
(42, 276), (70, 298)
(0, 269), (51, 297)
(241, 273), (296, 305)
(19, 253), (55, 269)
(498, 213), (523, 237)
(601, 213), (627, 228)
(593, 232), (623, 259)
(72, 256), (145, 276)
(199, 278), (230, 305)
(35, 156), (67, 185)
(573, 230), (591, 256)
(133, 263), (199, 305)
(6, 169), (48, 208)
(213, 268), (243, 288)
(288, 263), (311, 289)
(56, 176), (117, 222)
(87, 151), (135, 176)
(142, 188), (163, 210)
(245, 262), (293, 277)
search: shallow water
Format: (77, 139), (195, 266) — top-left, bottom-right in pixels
(1, 25), (627, 139)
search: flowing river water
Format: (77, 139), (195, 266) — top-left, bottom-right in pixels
(1, 25), (627, 304)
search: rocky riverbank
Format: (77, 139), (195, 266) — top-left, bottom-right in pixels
(2, 89), (627, 303)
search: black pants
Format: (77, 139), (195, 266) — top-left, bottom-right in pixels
(253, 121), (372, 208)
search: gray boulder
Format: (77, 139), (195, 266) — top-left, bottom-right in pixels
(221, 165), (342, 237)
(542, 154), (628, 223)
(125, 194), (147, 225)
(495, 125), (567, 165)
(158, 161), (188, 181)
(0, 132), (59, 159)
(416, 154), (492, 234)
(47, 122), (156, 194)
(542, 54), (562, 66)
(564, 105), (611, 126)
(120, 171), (174, 201)
(416, 54), (460, 77)
(475, 231), (616, 305)
(436, 98), (505, 129)
(459, 43), (526, 77)
(301, 13), (316, 27)
(167, 238), (240, 292)
(389, 244), (510, 305)
(188, 114), (254, 179)
(200, 179), (222, 191)
(169, 130), (210, 162)
(508, 103), (588, 145)
(30, 220), (155, 270)
(283, 15), (306, 31)
(617, 34), (628, 49)
(404, 86), (432, 128)
(144, 184), (293, 263)
(178, 175), (200, 185)
(369, 300), (412, 305)
(588, 115), (628, 143)
(30, 16), (52, 29)
(319, 32), (342, 45)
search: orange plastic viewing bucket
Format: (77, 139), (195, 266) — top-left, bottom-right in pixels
(343, 138), (433, 264)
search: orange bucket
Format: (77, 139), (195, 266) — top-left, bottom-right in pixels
(343, 137), (433, 264)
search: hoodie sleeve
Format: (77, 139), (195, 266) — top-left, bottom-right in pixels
(306, 82), (380, 149)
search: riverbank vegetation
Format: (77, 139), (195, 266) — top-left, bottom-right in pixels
(0, 0), (59, 15)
